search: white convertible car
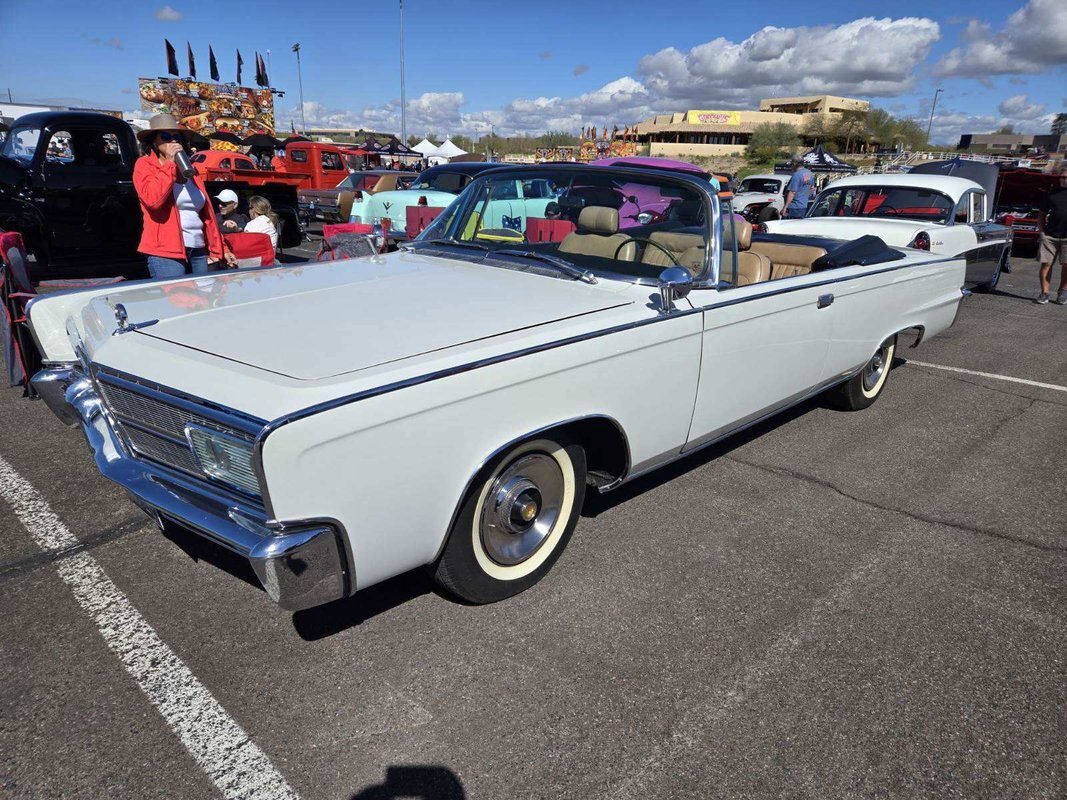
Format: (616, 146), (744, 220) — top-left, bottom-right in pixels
(29, 163), (970, 611)
(762, 173), (1011, 292)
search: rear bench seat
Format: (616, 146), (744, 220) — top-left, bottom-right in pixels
(748, 241), (828, 280)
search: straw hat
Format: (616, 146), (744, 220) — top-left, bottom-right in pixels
(136, 113), (190, 143)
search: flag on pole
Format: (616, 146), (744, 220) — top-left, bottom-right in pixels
(165, 40), (179, 76)
(208, 46), (219, 82)
(186, 42), (196, 79)
(255, 52), (268, 87)
(236, 49), (244, 84)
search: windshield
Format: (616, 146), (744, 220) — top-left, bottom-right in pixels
(410, 170), (469, 194)
(414, 167), (712, 282)
(0, 126), (41, 164)
(738, 177), (782, 194)
(809, 185), (954, 222)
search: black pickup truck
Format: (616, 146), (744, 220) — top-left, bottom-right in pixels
(0, 111), (302, 279)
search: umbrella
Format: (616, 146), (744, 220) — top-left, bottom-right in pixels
(209, 130), (244, 145)
(242, 133), (281, 148)
(281, 135), (310, 146)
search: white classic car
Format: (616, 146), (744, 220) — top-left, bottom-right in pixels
(762, 173), (1011, 292)
(28, 163), (970, 611)
(733, 173), (787, 223)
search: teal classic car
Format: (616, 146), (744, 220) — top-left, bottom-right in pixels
(350, 162), (555, 242)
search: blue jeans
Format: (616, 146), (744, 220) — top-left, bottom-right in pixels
(785, 207), (807, 219)
(147, 247), (209, 279)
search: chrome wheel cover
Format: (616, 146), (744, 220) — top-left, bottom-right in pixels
(479, 453), (565, 566)
(862, 341), (891, 392)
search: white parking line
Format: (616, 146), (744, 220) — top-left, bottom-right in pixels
(907, 360), (1067, 393)
(0, 455), (299, 800)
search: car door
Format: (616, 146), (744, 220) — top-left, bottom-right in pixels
(962, 190), (1007, 287)
(684, 213), (833, 450)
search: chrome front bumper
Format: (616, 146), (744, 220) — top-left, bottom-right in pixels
(32, 366), (350, 611)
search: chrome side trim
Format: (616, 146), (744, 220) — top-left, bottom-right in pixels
(429, 414), (632, 563)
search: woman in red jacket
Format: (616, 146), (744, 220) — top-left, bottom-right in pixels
(133, 114), (236, 278)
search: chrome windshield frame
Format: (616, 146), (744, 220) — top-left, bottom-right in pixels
(421, 164), (722, 288)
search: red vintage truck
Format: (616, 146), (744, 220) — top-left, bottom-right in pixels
(193, 141), (350, 190)
(994, 168), (1060, 254)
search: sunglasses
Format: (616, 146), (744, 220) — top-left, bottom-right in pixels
(157, 132), (181, 143)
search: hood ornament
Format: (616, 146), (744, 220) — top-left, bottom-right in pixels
(112, 303), (159, 336)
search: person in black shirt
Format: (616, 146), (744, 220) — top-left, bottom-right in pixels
(1036, 166), (1067, 304)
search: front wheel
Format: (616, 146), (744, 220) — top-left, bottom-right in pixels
(826, 336), (896, 411)
(433, 437), (586, 604)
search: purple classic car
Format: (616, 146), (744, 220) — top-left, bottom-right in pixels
(589, 156), (714, 227)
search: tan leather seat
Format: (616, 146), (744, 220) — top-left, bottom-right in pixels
(720, 218), (770, 286)
(641, 231), (706, 276)
(557, 206), (637, 261)
(748, 242), (828, 280)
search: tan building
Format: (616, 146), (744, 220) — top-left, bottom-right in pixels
(631, 95), (869, 159)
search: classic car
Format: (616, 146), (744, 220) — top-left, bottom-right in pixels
(28, 162), (969, 612)
(0, 111), (145, 277)
(298, 170), (417, 222)
(993, 168), (1061, 254)
(732, 173), (787, 223)
(762, 173), (1011, 292)
(191, 149), (260, 178)
(349, 162), (503, 242)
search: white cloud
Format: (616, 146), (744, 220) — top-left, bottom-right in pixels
(928, 104), (1056, 144)
(935, 0), (1067, 77)
(638, 17), (941, 106)
(997, 93), (1047, 119)
(155, 6), (181, 22)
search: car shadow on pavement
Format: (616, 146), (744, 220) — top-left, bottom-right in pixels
(291, 569), (434, 641)
(160, 519), (262, 590)
(349, 765), (465, 799)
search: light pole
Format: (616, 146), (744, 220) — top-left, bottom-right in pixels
(266, 49), (271, 83)
(292, 43), (306, 135)
(399, 0), (407, 143)
(926, 87), (943, 145)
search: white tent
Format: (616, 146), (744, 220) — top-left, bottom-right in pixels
(411, 138), (440, 157)
(434, 138), (467, 159)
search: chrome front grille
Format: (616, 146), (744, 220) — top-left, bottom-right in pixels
(94, 371), (262, 499)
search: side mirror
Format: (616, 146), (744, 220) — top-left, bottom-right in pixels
(658, 267), (692, 314)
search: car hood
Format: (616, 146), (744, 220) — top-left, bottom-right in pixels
(733, 191), (778, 205)
(764, 217), (926, 245)
(81, 252), (631, 381)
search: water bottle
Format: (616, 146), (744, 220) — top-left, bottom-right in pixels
(174, 150), (196, 180)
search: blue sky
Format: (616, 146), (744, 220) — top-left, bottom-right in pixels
(1, 0), (1064, 143)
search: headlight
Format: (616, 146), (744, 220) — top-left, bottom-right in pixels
(185, 424), (260, 496)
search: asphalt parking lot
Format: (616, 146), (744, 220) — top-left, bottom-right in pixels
(1, 255), (1065, 799)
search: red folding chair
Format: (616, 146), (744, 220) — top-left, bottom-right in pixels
(526, 218), (576, 243)
(223, 232), (275, 268)
(323, 222), (374, 238)
(406, 207), (444, 240)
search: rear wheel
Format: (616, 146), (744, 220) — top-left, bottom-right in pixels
(975, 250), (1007, 293)
(757, 205), (780, 222)
(433, 436), (586, 604)
(826, 336), (896, 411)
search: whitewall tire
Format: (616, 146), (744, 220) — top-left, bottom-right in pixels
(433, 436), (587, 604)
(827, 336), (896, 411)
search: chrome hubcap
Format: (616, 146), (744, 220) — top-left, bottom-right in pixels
(480, 453), (564, 566)
(862, 342), (891, 392)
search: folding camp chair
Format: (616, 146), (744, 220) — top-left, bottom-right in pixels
(405, 207), (445, 240)
(223, 232), (275, 268)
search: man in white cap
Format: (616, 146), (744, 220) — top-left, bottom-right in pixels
(215, 189), (248, 231)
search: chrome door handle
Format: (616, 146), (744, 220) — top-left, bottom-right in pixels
(817, 293), (834, 309)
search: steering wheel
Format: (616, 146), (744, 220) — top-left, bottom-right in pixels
(871, 204), (899, 216)
(612, 237), (682, 267)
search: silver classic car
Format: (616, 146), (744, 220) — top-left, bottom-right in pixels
(29, 163), (969, 610)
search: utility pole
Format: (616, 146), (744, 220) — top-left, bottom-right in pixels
(292, 43), (306, 135)
(266, 49), (272, 83)
(399, 0), (407, 143)
(926, 87), (943, 145)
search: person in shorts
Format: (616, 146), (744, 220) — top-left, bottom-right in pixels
(1035, 166), (1067, 305)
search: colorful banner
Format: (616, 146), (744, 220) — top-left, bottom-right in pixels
(685, 110), (741, 126)
(138, 77), (275, 138)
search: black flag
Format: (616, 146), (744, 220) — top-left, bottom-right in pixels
(186, 42), (196, 79)
(208, 46), (219, 82)
(258, 53), (269, 87)
(236, 49), (243, 84)
(165, 39), (179, 76)
(254, 51), (264, 87)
